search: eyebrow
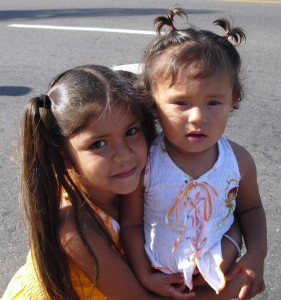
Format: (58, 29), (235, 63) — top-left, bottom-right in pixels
(83, 118), (141, 141)
(169, 91), (228, 100)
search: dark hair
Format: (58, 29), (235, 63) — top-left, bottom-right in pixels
(21, 65), (156, 299)
(141, 7), (246, 109)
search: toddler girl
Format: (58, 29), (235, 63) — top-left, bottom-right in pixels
(120, 7), (267, 300)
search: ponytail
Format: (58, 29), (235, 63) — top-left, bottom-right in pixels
(213, 18), (246, 47)
(154, 7), (187, 34)
(21, 95), (78, 299)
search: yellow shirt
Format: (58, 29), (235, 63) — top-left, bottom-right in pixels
(2, 202), (120, 300)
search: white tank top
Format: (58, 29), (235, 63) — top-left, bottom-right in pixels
(143, 132), (240, 293)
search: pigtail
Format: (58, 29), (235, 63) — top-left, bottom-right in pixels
(142, 6), (246, 111)
(21, 96), (78, 299)
(21, 95), (59, 242)
(154, 7), (187, 34)
(213, 18), (246, 46)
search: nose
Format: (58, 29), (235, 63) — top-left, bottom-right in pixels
(113, 141), (133, 164)
(187, 106), (207, 125)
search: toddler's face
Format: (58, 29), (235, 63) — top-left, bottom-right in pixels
(152, 62), (236, 156)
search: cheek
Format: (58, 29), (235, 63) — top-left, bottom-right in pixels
(133, 137), (148, 163)
(157, 104), (175, 117)
(68, 152), (85, 175)
(211, 112), (230, 134)
(77, 153), (104, 177)
(211, 108), (230, 121)
(157, 105), (180, 122)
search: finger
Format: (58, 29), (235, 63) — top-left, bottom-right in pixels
(170, 290), (196, 299)
(175, 283), (188, 293)
(247, 282), (259, 299)
(238, 281), (251, 300)
(225, 263), (241, 281)
(164, 273), (184, 284)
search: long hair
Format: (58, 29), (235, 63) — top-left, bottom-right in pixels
(21, 65), (157, 299)
(141, 7), (246, 109)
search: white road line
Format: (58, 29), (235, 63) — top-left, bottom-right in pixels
(8, 24), (156, 35)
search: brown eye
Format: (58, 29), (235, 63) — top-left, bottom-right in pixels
(176, 101), (187, 106)
(208, 101), (221, 106)
(91, 140), (106, 149)
(126, 127), (140, 137)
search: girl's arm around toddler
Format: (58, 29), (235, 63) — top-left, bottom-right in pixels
(60, 199), (196, 300)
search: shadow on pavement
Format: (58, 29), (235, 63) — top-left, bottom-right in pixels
(0, 8), (217, 21)
(0, 86), (32, 96)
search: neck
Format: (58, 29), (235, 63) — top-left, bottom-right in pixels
(83, 191), (120, 222)
(165, 139), (218, 179)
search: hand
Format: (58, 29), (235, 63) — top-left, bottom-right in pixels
(142, 272), (195, 299)
(225, 251), (265, 300)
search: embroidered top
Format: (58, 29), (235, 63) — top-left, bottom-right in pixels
(143, 132), (240, 293)
(2, 194), (121, 300)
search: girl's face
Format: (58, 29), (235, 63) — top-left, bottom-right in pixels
(153, 63), (237, 157)
(66, 104), (147, 204)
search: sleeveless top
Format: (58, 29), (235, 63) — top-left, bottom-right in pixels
(2, 194), (121, 300)
(143, 132), (240, 293)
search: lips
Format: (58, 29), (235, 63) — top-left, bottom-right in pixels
(185, 132), (207, 142)
(113, 167), (136, 179)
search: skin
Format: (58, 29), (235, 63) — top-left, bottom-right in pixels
(65, 104), (148, 218)
(153, 63), (237, 179)
(60, 105), (158, 299)
(59, 103), (243, 300)
(121, 62), (267, 300)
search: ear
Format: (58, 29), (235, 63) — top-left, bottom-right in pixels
(231, 94), (239, 110)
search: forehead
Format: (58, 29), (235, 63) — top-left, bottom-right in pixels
(155, 62), (233, 91)
(177, 62), (231, 83)
(96, 103), (133, 123)
(67, 104), (138, 143)
(84, 102), (136, 131)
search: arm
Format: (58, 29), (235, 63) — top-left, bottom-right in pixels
(59, 203), (166, 300)
(227, 141), (267, 300)
(59, 201), (243, 300)
(120, 174), (193, 299)
(193, 217), (242, 287)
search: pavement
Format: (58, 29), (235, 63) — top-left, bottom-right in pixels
(0, 1), (280, 298)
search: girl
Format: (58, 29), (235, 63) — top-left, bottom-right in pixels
(2, 65), (242, 300)
(1, 65), (153, 300)
(120, 7), (267, 300)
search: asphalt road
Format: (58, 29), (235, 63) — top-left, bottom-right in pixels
(0, 0), (280, 298)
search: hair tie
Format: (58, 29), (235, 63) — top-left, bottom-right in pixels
(38, 94), (52, 109)
(170, 23), (175, 30)
(224, 32), (229, 38)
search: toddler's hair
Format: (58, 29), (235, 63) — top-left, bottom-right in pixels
(21, 65), (156, 299)
(141, 7), (246, 109)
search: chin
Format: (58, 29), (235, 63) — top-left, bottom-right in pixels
(118, 182), (139, 195)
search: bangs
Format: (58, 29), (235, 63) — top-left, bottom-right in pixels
(152, 42), (235, 88)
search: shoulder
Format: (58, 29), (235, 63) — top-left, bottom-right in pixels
(227, 139), (257, 178)
(58, 202), (110, 282)
(58, 204), (87, 259)
(59, 203), (97, 257)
